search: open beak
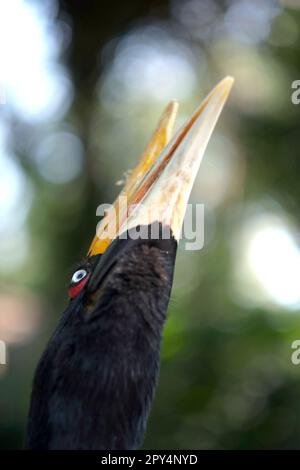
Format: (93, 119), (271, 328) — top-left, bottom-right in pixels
(88, 76), (234, 256)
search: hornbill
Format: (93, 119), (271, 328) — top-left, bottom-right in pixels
(26, 77), (233, 450)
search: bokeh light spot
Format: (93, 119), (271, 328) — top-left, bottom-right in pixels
(35, 131), (84, 184)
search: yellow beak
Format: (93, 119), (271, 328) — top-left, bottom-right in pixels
(88, 76), (234, 255)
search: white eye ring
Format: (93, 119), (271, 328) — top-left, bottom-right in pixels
(71, 269), (88, 284)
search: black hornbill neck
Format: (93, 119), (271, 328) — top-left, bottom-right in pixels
(26, 224), (177, 450)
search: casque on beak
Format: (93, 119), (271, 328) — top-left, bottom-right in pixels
(88, 76), (234, 257)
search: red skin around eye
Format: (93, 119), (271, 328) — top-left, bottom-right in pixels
(68, 274), (91, 299)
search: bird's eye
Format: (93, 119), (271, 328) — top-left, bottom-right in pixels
(68, 269), (90, 299)
(71, 269), (87, 284)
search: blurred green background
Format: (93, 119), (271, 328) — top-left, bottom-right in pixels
(1, 0), (300, 449)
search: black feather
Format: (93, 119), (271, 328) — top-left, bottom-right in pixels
(26, 223), (177, 450)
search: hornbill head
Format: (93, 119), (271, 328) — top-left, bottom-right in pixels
(26, 77), (233, 450)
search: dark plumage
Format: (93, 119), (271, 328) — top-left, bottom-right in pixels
(26, 224), (177, 450)
(26, 77), (232, 450)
